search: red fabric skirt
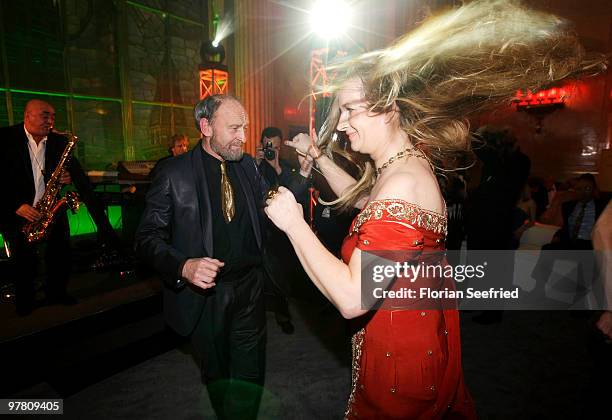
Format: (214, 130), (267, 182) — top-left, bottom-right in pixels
(345, 309), (475, 419)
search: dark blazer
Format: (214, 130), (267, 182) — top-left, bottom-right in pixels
(0, 123), (90, 235)
(135, 142), (306, 336)
(557, 198), (609, 243)
(258, 158), (309, 205)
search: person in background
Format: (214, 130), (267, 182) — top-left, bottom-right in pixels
(468, 126), (530, 324)
(538, 174), (606, 251)
(532, 174), (609, 304)
(0, 99), (121, 316)
(512, 183), (537, 249)
(150, 134), (190, 180)
(441, 171), (468, 265)
(256, 126), (312, 334)
(528, 176), (549, 220)
(168, 134), (190, 157)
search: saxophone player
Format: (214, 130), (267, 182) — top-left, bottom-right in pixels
(0, 99), (119, 316)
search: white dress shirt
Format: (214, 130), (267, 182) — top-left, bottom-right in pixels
(24, 125), (47, 206)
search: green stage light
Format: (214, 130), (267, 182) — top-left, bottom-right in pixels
(0, 205), (121, 248)
(68, 204), (122, 236)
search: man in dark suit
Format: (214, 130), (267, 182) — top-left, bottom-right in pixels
(468, 127), (531, 323)
(135, 95), (307, 419)
(531, 174), (609, 304)
(255, 126), (311, 334)
(0, 99), (120, 316)
(552, 174), (607, 249)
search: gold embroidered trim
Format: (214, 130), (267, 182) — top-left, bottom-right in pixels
(345, 328), (366, 419)
(351, 199), (447, 236)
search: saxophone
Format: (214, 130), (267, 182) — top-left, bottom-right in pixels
(22, 130), (81, 243)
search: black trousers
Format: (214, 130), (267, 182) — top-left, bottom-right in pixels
(5, 217), (71, 310)
(191, 268), (266, 420)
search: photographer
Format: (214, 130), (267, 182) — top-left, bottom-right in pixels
(256, 127), (312, 334)
(257, 127), (309, 190)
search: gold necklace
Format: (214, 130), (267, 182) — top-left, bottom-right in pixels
(375, 147), (428, 177)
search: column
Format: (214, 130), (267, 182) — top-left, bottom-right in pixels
(232, 0), (273, 156)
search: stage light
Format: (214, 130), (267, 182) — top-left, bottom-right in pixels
(200, 26), (229, 99)
(200, 39), (226, 64)
(309, 0), (352, 39)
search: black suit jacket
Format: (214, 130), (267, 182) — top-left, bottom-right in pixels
(557, 198), (609, 243)
(135, 142), (306, 336)
(258, 158), (309, 205)
(0, 123), (91, 236)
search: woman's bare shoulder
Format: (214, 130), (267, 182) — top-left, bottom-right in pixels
(372, 171), (417, 202)
(372, 170), (444, 213)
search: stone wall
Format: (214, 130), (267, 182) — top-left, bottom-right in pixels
(0, 0), (207, 169)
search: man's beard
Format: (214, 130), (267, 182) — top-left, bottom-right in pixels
(211, 136), (244, 161)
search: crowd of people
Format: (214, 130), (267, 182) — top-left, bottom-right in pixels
(2, 1), (611, 419)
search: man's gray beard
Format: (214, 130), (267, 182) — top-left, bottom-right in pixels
(211, 137), (243, 161)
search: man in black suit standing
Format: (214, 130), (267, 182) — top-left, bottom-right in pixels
(256, 126), (310, 335)
(136, 95), (306, 419)
(0, 99), (120, 316)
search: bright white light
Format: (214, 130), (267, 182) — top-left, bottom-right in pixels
(581, 145), (598, 156)
(212, 16), (233, 46)
(309, 0), (352, 39)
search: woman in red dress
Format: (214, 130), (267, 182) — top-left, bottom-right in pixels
(264, 1), (604, 418)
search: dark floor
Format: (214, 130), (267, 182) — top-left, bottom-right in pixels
(1, 267), (609, 419)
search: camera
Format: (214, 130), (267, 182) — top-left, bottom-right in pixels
(263, 140), (276, 161)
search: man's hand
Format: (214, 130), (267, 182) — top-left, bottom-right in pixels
(265, 186), (303, 233)
(285, 133), (313, 156)
(16, 204), (41, 222)
(255, 148), (264, 165)
(181, 257), (225, 290)
(258, 146), (282, 174)
(60, 170), (72, 185)
(298, 153), (314, 178)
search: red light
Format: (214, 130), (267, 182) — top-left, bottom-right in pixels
(283, 106), (298, 118)
(514, 85), (568, 110)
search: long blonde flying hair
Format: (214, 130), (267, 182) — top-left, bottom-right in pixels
(315, 0), (606, 211)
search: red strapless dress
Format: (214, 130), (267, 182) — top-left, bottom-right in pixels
(341, 199), (476, 419)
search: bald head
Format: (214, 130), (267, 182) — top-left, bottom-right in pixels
(24, 99), (55, 141)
